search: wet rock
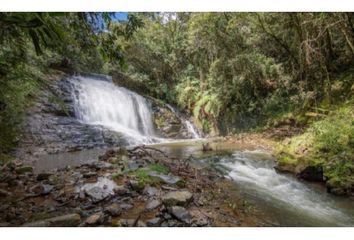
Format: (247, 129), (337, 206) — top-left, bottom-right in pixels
(148, 172), (181, 185)
(23, 213), (81, 227)
(85, 212), (104, 226)
(168, 206), (192, 224)
(105, 203), (122, 217)
(82, 177), (117, 203)
(274, 162), (297, 173)
(146, 217), (162, 227)
(145, 199), (161, 211)
(15, 166), (33, 174)
(36, 172), (53, 181)
(162, 191), (193, 207)
(298, 165), (323, 182)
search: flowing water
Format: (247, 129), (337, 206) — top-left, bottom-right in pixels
(151, 141), (354, 226)
(70, 75), (162, 145)
(217, 150), (354, 226)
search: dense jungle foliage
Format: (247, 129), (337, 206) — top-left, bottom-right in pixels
(0, 13), (353, 167)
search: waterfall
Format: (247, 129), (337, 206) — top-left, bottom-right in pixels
(184, 120), (201, 139)
(70, 75), (159, 145)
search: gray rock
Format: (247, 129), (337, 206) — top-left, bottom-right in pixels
(168, 206), (192, 224)
(148, 171), (181, 185)
(82, 177), (116, 203)
(145, 199), (161, 211)
(105, 203), (122, 217)
(146, 217), (162, 227)
(162, 191), (193, 206)
(120, 203), (133, 210)
(129, 180), (144, 192)
(144, 186), (158, 197)
(23, 213), (81, 227)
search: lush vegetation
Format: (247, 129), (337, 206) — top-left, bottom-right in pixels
(0, 12), (140, 158)
(118, 13), (354, 135)
(0, 12), (353, 193)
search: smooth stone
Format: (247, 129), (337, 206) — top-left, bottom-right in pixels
(162, 191), (193, 206)
(148, 171), (181, 185)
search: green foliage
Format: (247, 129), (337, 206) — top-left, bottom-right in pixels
(119, 12), (354, 135)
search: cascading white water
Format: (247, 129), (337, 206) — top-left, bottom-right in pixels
(184, 120), (201, 139)
(70, 75), (160, 145)
(219, 150), (354, 226)
(166, 104), (201, 139)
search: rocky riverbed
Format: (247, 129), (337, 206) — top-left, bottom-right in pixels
(0, 145), (263, 227)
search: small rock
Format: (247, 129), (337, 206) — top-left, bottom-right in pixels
(119, 219), (146, 227)
(30, 183), (54, 195)
(85, 212), (104, 226)
(105, 203), (122, 217)
(0, 189), (11, 197)
(146, 217), (162, 227)
(162, 191), (193, 207)
(145, 199), (161, 211)
(120, 203), (133, 210)
(15, 166), (33, 174)
(168, 206), (192, 224)
(148, 172), (181, 185)
(113, 185), (129, 196)
(129, 180), (144, 192)
(144, 186), (158, 197)
(36, 172), (53, 181)
(23, 213), (81, 227)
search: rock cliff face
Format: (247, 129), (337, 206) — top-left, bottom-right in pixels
(16, 75), (127, 160)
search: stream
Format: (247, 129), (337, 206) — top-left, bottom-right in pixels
(29, 74), (354, 227)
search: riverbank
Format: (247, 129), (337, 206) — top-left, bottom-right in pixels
(0, 145), (268, 227)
